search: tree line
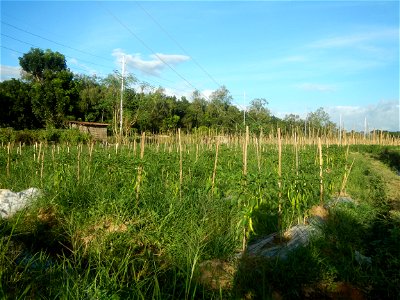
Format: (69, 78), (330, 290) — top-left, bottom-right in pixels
(1, 48), (335, 135)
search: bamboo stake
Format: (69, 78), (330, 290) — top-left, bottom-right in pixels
(52, 144), (55, 162)
(295, 132), (299, 176)
(242, 126), (249, 252)
(37, 142), (42, 163)
(277, 128), (282, 232)
(178, 128), (183, 200)
(40, 149), (45, 185)
(211, 139), (220, 194)
(340, 158), (355, 196)
(77, 144), (81, 182)
(136, 132), (146, 205)
(255, 137), (261, 173)
(140, 132), (145, 159)
(243, 126), (249, 177)
(318, 137), (323, 204)
(89, 141), (94, 159)
(6, 142), (10, 177)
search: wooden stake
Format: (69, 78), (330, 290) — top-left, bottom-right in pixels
(255, 137), (261, 173)
(318, 137), (323, 204)
(40, 150), (45, 184)
(136, 132), (146, 205)
(277, 128), (282, 232)
(178, 128), (183, 199)
(77, 144), (81, 182)
(211, 140), (220, 194)
(243, 126), (249, 177)
(295, 132), (299, 176)
(6, 142), (10, 177)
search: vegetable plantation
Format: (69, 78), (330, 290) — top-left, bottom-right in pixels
(1, 130), (399, 299)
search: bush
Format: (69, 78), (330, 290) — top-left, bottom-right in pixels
(38, 129), (62, 143)
(0, 128), (15, 144)
(14, 130), (39, 145)
(0, 128), (90, 144)
(59, 129), (90, 144)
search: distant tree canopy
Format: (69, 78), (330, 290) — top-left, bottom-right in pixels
(0, 47), (340, 135)
(19, 48), (67, 82)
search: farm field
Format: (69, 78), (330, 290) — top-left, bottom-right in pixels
(1, 131), (399, 299)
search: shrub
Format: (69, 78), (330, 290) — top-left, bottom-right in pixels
(59, 129), (90, 144)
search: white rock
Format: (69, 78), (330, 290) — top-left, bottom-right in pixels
(0, 188), (41, 219)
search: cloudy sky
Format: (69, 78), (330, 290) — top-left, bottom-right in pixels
(1, 1), (399, 131)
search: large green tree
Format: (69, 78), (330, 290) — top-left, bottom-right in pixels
(74, 74), (105, 122)
(30, 70), (78, 128)
(17, 48), (77, 128)
(0, 79), (40, 129)
(247, 98), (271, 132)
(205, 86), (233, 129)
(19, 48), (67, 82)
(306, 107), (334, 129)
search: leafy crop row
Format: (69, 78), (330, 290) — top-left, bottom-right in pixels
(1, 136), (351, 298)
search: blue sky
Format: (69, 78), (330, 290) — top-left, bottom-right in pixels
(1, 1), (399, 131)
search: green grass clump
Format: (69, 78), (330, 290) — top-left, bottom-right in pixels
(1, 140), (398, 298)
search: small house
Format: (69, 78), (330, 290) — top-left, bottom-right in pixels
(69, 121), (109, 140)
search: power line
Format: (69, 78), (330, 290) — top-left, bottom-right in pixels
(1, 45), (24, 55)
(1, 21), (112, 62)
(132, 4), (263, 126)
(2, 16), (222, 103)
(99, 3), (258, 128)
(135, 2), (222, 89)
(1, 29), (190, 94)
(1, 38), (192, 96)
(98, 2), (200, 93)
(2, 12), (263, 128)
(1, 33), (114, 70)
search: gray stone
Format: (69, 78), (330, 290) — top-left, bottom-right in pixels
(0, 188), (41, 219)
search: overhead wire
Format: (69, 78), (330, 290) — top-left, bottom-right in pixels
(98, 2), (201, 93)
(135, 3), (259, 127)
(1, 21), (111, 62)
(100, 2), (264, 128)
(135, 2), (222, 89)
(1, 25), (190, 94)
(3, 8), (266, 128)
(133, 3), (265, 127)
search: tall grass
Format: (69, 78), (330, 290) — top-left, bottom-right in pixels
(1, 132), (398, 298)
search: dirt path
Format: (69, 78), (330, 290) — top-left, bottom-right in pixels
(353, 152), (400, 211)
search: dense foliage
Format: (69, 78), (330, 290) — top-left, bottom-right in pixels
(1, 48), (337, 135)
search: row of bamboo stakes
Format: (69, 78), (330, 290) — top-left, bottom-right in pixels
(2, 127), (391, 248)
(3, 127), (397, 194)
(2, 127), (396, 213)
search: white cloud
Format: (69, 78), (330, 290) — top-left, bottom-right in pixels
(112, 49), (190, 76)
(326, 100), (400, 132)
(200, 89), (214, 100)
(163, 87), (192, 99)
(162, 87), (215, 101)
(0, 65), (22, 81)
(69, 58), (78, 65)
(67, 58), (99, 76)
(280, 55), (307, 63)
(296, 83), (336, 92)
(309, 28), (398, 49)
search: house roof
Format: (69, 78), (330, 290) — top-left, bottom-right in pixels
(69, 121), (110, 127)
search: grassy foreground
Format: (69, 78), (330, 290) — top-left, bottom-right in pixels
(0, 138), (399, 299)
